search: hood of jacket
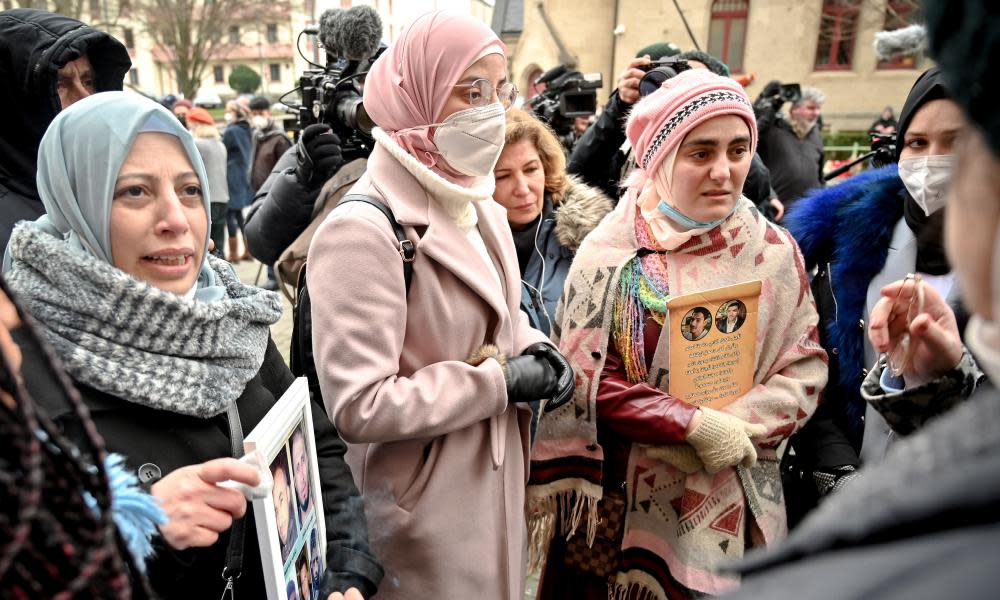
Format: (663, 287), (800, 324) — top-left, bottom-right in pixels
(553, 174), (613, 252)
(0, 9), (131, 199)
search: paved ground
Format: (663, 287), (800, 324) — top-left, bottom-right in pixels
(233, 257), (542, 599)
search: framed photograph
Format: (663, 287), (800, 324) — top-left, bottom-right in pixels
(245, 377), (327, 600)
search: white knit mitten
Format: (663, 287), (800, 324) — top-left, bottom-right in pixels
(643, 444), (704, 474)
(686, 407), (768, 474)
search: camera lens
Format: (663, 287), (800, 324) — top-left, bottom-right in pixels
(639, 67), (678, 98)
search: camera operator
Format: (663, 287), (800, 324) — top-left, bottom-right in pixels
(755, 81), (826, 212)
(245, 7), (379, 266)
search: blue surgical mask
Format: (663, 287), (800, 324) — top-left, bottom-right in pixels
(657, 200), (736, 230)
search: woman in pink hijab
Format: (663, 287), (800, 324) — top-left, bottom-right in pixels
(307, 10), (574, 600)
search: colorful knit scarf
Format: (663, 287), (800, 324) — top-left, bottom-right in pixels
(613, 216), (673, 383)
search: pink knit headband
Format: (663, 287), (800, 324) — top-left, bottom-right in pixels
(626, 69), (757, 179)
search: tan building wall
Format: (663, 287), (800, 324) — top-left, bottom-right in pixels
(510, 0), (926, 131)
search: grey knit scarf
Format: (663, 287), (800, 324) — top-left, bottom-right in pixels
(6, 224), (283, 418)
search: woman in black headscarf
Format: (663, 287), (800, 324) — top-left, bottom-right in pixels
(779, 67), (984, 527)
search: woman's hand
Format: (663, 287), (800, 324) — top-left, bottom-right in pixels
(684, 407), (767, 473)
(327, 589), (364, 600)
(151, 457), (260, 550)
(868, 279), (963, 387)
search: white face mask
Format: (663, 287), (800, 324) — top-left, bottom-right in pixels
(224, 112), (234, 124)
(433, 102), (507, 177)
(251, 115), (269, 130)
(898, 154), (955, 216)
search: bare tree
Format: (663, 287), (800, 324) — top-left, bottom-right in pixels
(135, 0), (279, 99)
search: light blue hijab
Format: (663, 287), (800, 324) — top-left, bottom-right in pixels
(28, 91), (225, 301)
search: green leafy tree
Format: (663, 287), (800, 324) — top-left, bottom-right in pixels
(228, 64), (260, 94)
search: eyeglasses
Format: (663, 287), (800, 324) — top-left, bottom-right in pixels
(886, 273), (925, 377)
(454, 79), (519, 110)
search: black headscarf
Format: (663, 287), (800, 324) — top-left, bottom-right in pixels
(895, 67), (953, 275)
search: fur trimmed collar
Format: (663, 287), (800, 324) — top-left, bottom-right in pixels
(786, 165), (905, 419)
(553, 175), (613, 251)
(372, 127), (495, 231)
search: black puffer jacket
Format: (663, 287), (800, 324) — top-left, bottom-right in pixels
(0, 9), (130, 251)
(22, 335), (384, 599)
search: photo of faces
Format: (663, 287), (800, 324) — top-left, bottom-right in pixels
(309, 529), (322, 597)
(716, 300), (747, 334)
(285, 578), (298, 600)
(290, 425), (315, 527)
(270, 447), (298, 564)
(295, 544), (312, 600)
(682, 306), (713, 341)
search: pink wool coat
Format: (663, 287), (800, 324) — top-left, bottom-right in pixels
(307, 140), (548, 600)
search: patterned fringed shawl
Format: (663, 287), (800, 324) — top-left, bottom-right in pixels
(527, 197), (827, 598)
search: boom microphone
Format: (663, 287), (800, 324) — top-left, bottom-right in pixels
(874, 24), (927, 61)
(317, 5), (383, 61)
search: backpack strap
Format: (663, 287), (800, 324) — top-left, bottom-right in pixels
(337, 193), (414, 295)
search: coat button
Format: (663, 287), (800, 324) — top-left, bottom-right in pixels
(832, 347), (839, 355)
(137, 463), (162, 485)
(591, 351), (602, 359)
(859, 319), (865, 329)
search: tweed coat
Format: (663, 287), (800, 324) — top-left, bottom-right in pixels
(307, 139), (549, 600)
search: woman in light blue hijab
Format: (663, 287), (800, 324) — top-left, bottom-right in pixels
(3, 92), (382, 599)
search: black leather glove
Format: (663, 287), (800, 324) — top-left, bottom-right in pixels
(295, 124), (344, 190)
(505, 355), (557, 405)
(521, 342), (575, 410)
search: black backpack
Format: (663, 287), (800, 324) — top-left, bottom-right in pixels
(289, 194), (416, 401)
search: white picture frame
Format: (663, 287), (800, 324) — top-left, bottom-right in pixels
(244, 377), (327, 600)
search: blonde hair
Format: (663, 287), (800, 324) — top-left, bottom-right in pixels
(192, 124), (220, 140)
(503, 108), (569, 204)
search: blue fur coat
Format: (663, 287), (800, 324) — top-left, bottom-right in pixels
(785, 165), (905, 463)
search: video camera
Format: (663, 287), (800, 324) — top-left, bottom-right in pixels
(284, 6), (385, 159)
(528, 65), (603, 140)
(869, 132), (897, 168)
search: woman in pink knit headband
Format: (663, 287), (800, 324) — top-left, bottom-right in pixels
(306, 9), (574, 600)
(528, 69), (828, 599)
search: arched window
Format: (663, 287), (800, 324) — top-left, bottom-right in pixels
(707, 0), (749, 73)
(815, 0), (862, 70)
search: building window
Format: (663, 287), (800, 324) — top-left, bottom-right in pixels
(878, 0), (922, 69)
(214, 65), (225, 83)
(707, 0), (749, 73)
(815, 0), (862, 71)
(123, 28), (135, 49)
(128, 68), (139, 86)
(266, 23), (278, 43)
(269, 63), (281, 82)
(228, 25), (240, 45)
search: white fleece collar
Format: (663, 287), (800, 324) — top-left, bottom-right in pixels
(373, 127), (495, 232)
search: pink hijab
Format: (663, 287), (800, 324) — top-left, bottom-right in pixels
(363, 10), (507, 184)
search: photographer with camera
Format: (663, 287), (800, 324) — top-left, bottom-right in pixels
(566, 43), (678, 201)
(754, 81), (826, 211)
(244, 7), (380, 268)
